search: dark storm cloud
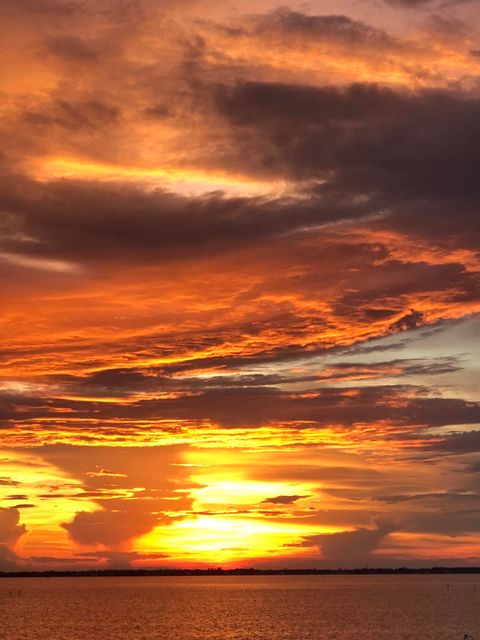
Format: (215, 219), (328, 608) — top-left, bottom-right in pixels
(216, 80), (480, 247)
(423, 431), (480, 454)
(216, 81), (406, 127)
(0, 508), (27, 544)
(3, 85), (480, 269)
(1, 2), (479, 265)
(250, 9), (404, 55)
(0, 509), (25, 570)
(374, 490), (480, 516)
(335, 265), (478, 315)
(302, 519), (396, 566)
(403, 509), (480, 535)
(0, 176), (372, 265)
(76, 368), (294, 392)
(62, 509), (157, 547)
(303, 493), (480, 548)
(218, 79), (480, 197)
(2, 385), (479, 429)
(372, 486), (480, 538)
(47, 355), (461, 398)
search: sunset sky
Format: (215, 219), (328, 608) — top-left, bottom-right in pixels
(1, 0), (480, 571)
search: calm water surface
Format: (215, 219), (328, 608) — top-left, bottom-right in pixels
(1, 575), (479, 640)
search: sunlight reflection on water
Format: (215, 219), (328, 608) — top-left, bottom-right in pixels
(1, 575), (479, 640)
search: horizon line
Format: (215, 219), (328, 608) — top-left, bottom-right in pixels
(3, 567), (480, 578)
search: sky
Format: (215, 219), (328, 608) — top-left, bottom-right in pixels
(0, 0), (480, 572)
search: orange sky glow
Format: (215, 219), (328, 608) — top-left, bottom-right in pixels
(0, 0), (479, 572)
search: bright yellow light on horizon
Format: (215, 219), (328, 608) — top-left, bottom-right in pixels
(192, 478), (313, 506)
(138, 515), (324, 564)
(134, 468), (326, 564)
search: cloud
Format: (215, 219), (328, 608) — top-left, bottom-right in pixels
(403, 508), (480, 535)
(217, 81), (480, 209)
(0, 478), (20, 486)
(62, 510), (157, 548)
(0, 178), (366, 265)
(27, 549), (169, 569)
(303, 519), (396, 567)
(0, 508), (27, 544)
(388, 310), (425, 334)
(261, 495), (308, 505)
(23, 99), (120, 132)
(40, 355), (461, 401)
(253, 10), (400, 51)
(0, 508), (26, 572)
(464, 461), (480, 473)
(385, 0), (471, 6)
(3, 385), (479, 429)
(0, 546), (21, 571)
(369, 485), (480, 537)
(422, 431), (480, 454)
(39, 444), (195, 552)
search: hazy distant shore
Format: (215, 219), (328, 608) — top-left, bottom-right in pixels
(3, 567), (480, 578)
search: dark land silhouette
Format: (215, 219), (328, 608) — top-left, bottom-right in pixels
(3, 567), (480, 578)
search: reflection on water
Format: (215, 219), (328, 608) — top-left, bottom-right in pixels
(1, 575), (479, 640)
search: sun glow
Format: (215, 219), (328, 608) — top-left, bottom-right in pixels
(191, 478), (314, 506)
(138, 515), (317, 564)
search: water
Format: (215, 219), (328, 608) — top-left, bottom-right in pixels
(1, 575), (479, 640)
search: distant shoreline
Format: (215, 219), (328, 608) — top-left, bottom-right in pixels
(3, 567), (480, 578)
